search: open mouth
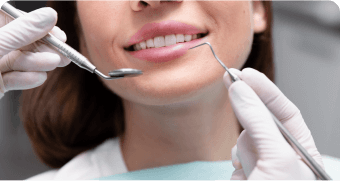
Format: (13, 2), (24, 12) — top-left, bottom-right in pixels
(124, 32), (209, 52)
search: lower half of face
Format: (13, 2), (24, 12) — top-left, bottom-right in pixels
(77, 1), (254, 106)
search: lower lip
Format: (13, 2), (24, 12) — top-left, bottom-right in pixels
(127, 36), (207, 63)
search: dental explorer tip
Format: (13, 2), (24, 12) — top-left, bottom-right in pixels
(189, 42), (211, 50)
(189, 42), (240, 83)
(189, 42), (228, 71)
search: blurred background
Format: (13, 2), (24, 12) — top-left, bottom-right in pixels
(0, 1), (339, 179)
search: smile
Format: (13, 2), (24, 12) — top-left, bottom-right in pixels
(125, 33), (208, 51)
(125, 32), (209, 63)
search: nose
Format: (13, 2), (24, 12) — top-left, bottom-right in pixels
(130, 0), (182, 11)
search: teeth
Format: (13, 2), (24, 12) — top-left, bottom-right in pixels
(133, 43), (142, 51)
(154, 36), (165, 48)
(132, 33), (204, 51)
(184, 35), (192, 42)
(146, 39), (154, 49)
(165, 34), (177, 46)
(140, 41), (147, 50)
(176, 34), (184, 43)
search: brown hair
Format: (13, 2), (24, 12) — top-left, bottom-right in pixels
(20, 1), (274, 168)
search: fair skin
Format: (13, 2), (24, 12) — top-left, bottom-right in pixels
(76, 0), (267, 172)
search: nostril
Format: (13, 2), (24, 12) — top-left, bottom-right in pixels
(139, 0), (178, 7)
(140, 1), (148, 6)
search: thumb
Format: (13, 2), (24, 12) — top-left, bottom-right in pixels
(223, 69), (241, 89)
(226, 75), (292, 160)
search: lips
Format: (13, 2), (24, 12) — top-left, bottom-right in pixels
(124, 20), (208, 48)
(124, 20), (209, 63)
(130, 36), (209, 62)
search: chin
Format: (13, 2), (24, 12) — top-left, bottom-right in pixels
(105, 66), (225, 107)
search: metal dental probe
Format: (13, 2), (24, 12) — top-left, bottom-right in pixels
(0, 1), (143, 80)
(189, 42), (332, 180)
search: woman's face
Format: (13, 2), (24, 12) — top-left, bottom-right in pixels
(76, 1), (266, 105)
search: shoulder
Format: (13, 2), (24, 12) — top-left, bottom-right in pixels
(322, 154), (340, 179)
(26, 137), (128, 180)
(25, 170), (58, 180)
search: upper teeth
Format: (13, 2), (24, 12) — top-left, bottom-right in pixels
(133, 34), (202, 51)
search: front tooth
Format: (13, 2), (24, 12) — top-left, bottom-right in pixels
(176, 34), (184, 43)
(154, 36), (165, 48)
(184, 35), (192, 42)
(139, 41), (147, 50)
(192, 34), (197, 40)
(165, 34), (177, 46)
(146, 39), (154, 48)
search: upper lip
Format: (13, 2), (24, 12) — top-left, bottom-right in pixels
(124, 20), (208, 48)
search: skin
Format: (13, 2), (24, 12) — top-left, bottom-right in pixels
(76, 0), (267, 172)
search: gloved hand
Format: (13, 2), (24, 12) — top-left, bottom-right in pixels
(0, 7), (70, 99)
(223, 68), (324, 179)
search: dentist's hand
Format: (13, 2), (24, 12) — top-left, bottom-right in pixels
(0, 7), (70, 99)
(223, 68), (324, 179)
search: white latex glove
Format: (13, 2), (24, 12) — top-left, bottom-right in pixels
(0, 7), (70, 99)
(223, 68), (325, 179)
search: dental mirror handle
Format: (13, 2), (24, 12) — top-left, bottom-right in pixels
(0, 1), (97, 73)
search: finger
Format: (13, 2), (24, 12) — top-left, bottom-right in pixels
(6, 8), (69, 68)
(49, 26), (67, 43)
(227, 79), (291, 160)
(230, 68), (324, 169)
(231, 68), (303, 124)
(236, 130), (258, 178)
(247, 157), (316, 180)
(230, 168), (247, 180)
(231, 145), (242, 170)
(14, 9), (62, 52)
(18, 15), (69, 67)
(0, 7), (57, 57)
(0, 50), (61, 73)
(19, 25), (67, 52)
(2, 71), (47, 91)
(36, 26), (71, 67)
(19, 9), (67, 53)
(19, 26), (70, 67)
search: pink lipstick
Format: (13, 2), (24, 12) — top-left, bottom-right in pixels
(124, 20), (208, 63)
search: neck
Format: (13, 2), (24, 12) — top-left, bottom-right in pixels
(119, 80), (240, 172)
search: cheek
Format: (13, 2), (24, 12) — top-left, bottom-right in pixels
(77, 1), (127, 68)
(205, 2), (253, 70)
